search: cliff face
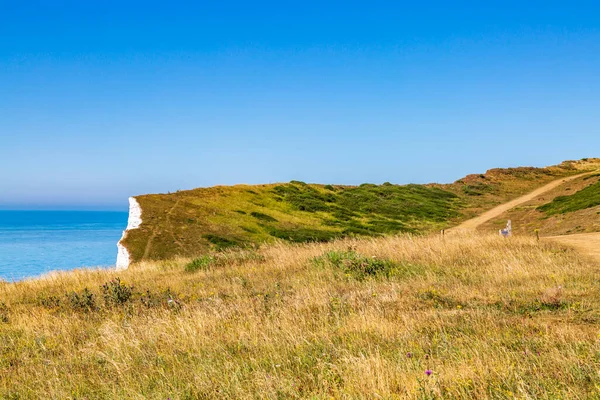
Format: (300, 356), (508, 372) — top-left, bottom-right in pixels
(116, 197), (142, 270)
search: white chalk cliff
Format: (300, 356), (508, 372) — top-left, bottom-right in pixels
(116, 197), (142, 270)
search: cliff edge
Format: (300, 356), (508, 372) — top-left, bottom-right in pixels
(116, 197), (142, 270)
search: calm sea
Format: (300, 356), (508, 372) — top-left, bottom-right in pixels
(0, 211), (128, 281)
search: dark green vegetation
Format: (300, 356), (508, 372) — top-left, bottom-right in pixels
(538, 180), (600, 215)
(312, 250), (426, 281)
(125, 182), (464, 262)
(123, 159), (595, 263)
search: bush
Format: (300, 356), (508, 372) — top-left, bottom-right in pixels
(38, 295), (61, 309)
(250, 212), (278, 222)
(140, 288), (182, 311)
(462, 183), (493, 196)
(203, 234), (241, 250)
(185, 255), (215, 272)
(66, 288), (97, 312)
(0, 302), (8, 323)
(101, 278), (133, 307)
(312, 250), (397, 280)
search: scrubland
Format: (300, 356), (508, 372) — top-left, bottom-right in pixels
(1, 233), (599, 399)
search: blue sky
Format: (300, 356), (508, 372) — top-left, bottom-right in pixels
(1, 1), (599, 210)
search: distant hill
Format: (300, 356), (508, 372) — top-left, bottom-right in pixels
(122, 158), (599, 263)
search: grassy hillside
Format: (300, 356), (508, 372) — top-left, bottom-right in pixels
(1, 233), (599, 398)
(476, 160), (600, 236)
(123, 159), (597, 263)
(538, 179), (600, 215)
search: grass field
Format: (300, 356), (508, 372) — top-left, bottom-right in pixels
(2, 232), (599, 399)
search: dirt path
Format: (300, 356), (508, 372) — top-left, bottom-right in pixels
(450, 171), (600, 262)
(452, 172), (593, 231)
(545, 233), (600, 261)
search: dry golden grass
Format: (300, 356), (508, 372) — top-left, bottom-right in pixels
(1, 233), (599, 399)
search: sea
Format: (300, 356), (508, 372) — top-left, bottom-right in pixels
(0, 211), (128, 281)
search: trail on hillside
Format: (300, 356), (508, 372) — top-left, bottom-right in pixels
(452, 172), (592, 231)
(142, 199), (181, 260)
(450, 171), (600, 262)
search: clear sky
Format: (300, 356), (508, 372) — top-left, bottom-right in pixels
(1, 1), (599, 210)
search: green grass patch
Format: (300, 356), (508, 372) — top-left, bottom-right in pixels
(185, 255), (215, 272)
(537, 181), (600, 215)
(202, 234), (242, 250)
(269, 227), (339, 243)
(250, 211), (278, 222)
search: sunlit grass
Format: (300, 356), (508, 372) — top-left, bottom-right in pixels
(1, 232), (599, 398)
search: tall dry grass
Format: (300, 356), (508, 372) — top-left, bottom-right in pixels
(0, 233), (599, 399)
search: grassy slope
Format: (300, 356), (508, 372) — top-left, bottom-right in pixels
(1, 233), (600, 398)
(538, 179), (600, 215)
(476, 159), (600, 236)
(123, 159), (593, 263)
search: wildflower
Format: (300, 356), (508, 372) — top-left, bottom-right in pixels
(406, 352), (412, 358)
(425, 369), (432, 376)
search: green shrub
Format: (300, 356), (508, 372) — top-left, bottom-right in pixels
(250, 212), (278, 222)
(140, 288), (182, 311)
(203, 234), (241, 250)
(312, 250), (397, 280)
(37, 295), (61, 309)
(66, 288), (97, 312)
(272, 185), (331, 212)
(185, 255), (215, 272)
(0, 302), (8, 323)
(462, 183), (493, 196)
(101, 278), (133, 307)
(537, 181), (600, 215)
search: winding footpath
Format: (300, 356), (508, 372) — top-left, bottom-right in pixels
(450, 171), (600, 263)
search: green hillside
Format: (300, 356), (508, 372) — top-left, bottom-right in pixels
(123, 159), (596, 263)
(538, 179), (600, 215)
